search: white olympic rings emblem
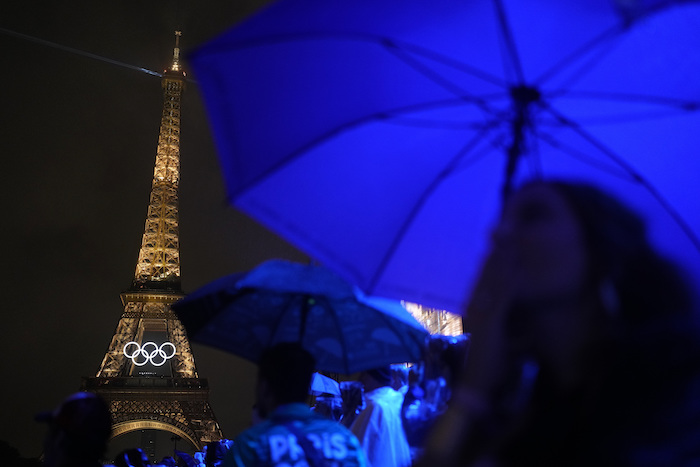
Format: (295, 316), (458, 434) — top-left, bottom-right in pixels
(123, 341), (176, 367)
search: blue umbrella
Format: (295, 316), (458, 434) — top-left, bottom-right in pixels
(172, 260), (429, 374)
(190, 0), (700, 313)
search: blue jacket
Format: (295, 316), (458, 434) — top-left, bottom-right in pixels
(225, 403), (369, 467)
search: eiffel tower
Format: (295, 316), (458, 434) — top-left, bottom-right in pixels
(82, 31), (222, 453)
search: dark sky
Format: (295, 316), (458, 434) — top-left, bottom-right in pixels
(0, 1), (310, 457)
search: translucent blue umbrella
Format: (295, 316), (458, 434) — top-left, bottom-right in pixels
(190, 0), (700, 313)
(310, 372), (341, 396)
(172, 260), (428, 374)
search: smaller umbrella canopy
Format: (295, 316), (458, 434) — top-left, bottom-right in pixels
(172, 259), (429, 374)
(310, 372), (341, 396)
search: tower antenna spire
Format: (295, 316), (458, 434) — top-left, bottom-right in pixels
(171, 30), (182, 72)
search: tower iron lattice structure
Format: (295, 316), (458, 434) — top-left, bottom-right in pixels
(82, 31), (222, 451)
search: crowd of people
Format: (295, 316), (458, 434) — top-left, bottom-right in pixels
(38, 180), (700, 466)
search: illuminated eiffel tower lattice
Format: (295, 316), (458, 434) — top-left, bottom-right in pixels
(82, 32), (222, 452)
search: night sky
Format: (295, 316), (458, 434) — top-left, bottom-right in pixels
(0, 1), (311, 457)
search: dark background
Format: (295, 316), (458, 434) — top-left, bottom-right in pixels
(0, 0), (311, 458)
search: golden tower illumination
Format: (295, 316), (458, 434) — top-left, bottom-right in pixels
(83, 31), (222, 453)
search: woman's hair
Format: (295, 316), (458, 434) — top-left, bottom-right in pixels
(540, 180), (694, 324)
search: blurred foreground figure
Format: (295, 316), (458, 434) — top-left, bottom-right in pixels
(417, 180), (700, 466)
(36, 392), (112, 467)
(223, 342), (368, 466)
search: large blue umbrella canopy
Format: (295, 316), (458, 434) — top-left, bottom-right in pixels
(172, 260), (429, 374)
(190, 0), (700, 313)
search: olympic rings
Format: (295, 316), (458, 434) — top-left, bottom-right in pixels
(123, 341), (176, 367)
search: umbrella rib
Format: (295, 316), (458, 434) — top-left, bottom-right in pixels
(230, 98), (500, 199)
(266, 293), (300, 350)
(540, 103), (700, 253)
(367, 121), (502, 293)
(542, 108), (698, 126)
(535, 132), (638, 181)
(380, 116), (493, 130)
(493, 0), (526, 84)
(546, 90), (700, 112)
(536, 91), (700, 127)
(381, 38), (507, 95)
(534, 23), (626, 87)
(203, 30), (507, 90)
(323, 297), (351, 374)
(460, 131), (511, 172)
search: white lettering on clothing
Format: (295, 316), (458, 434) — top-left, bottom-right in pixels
(288, 435), (304, 461)
(270, 435), (288, 463)
(330, 433), (348, 459)
(269, 431), (349, 464)
(306, 433), (333, 459)
(269, 434), (308, 463)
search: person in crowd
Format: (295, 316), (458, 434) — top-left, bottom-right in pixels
(339, 381), (365, 428)
(416, 179), (700, 466)
(113, 448), (149, 467)
(311, 394), (344, 421)
(350, 367), (412, 467)
(223, 342), (368, 466)
(402, 334), (469, 455)
(36, 391), (112, 467)
(203, 439), (231, 467)
(390, 364), (409, 394)
(175, 449), (198, 467)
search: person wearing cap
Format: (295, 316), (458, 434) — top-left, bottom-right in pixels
(37, 391), (112, 467)
(350, 367), (412, 467)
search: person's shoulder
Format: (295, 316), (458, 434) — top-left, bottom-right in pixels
(228, 421), (279, 466)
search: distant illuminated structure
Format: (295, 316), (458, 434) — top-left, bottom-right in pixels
(82, 32), (222, 454)
(405, 302), (464, 336)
